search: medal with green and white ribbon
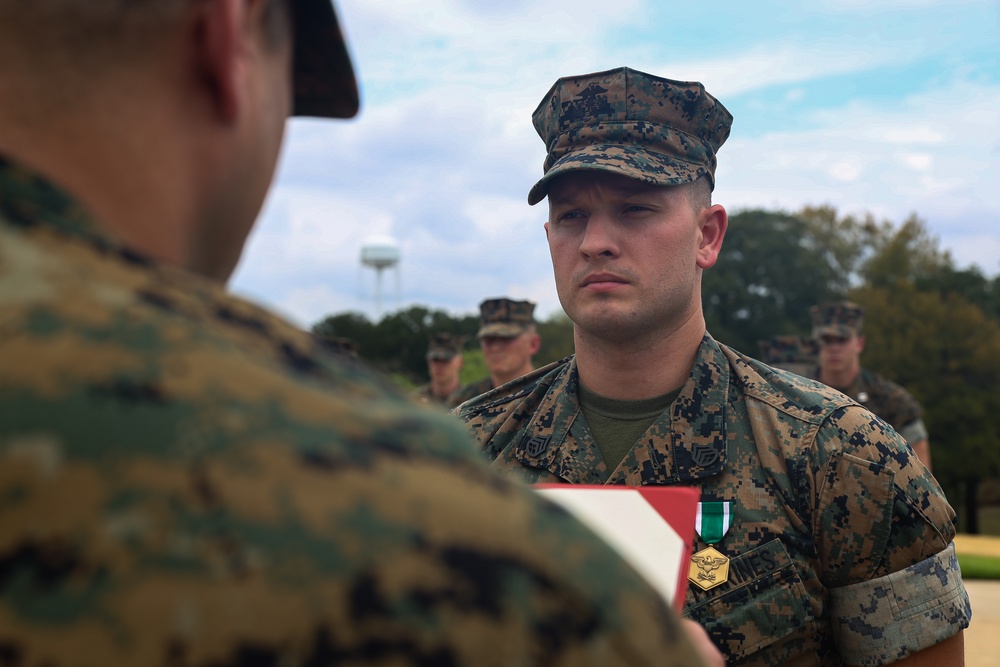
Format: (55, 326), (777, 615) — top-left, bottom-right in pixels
(689, 501), (732, 591)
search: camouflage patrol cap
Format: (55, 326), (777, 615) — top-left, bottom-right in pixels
(811, 301), (865, 338)
(758, 335), (819, 366)
(477, 298), (536, 338)
(527, 66), (733, 206)
(292, 0), (359, 118)
(426, 332), (465, 360)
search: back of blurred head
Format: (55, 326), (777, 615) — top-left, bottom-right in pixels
(0, 0), (357, 282)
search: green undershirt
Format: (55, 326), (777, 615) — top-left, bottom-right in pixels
(578, 383), (681, 471)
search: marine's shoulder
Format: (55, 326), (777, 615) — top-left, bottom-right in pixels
(717, 341), (856, 424)
(455, 356), (571, 419)
(1, 214), (423, 429)
(448, 377), (495, 407)
(860, 367), (916, 400)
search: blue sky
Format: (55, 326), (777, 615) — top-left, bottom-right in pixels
(230, 0), (1000, 327)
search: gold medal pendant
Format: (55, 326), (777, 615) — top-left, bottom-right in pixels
(689, 546), (730, 591)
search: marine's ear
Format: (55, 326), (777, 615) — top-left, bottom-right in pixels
(194, 0), (256, 123)
(696, 204), (728, 270)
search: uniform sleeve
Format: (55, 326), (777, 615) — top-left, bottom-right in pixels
(811, 405), (970, 662)
(898, 418), (928, 446)
(829, 543), (971, 665)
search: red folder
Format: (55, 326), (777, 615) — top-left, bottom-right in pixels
(535, 485), (698, 611)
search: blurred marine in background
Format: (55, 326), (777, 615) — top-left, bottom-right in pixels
(411, 331), (464, 406)
(449, 296), (541, 406)
(0, 2), (717, 665)
(812, 300), (932, 470)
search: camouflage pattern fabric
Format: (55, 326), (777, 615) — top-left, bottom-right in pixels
(836, 368), (927, 445)
(528, 67), (733, 205)
(477, 298), (535, 338)
(457, 334), (970, 666)
(810, 301), (865, 339)
(0, 156), (707, 667)
(425, 331), (464, 359)
(410, 383), (448, 407)
(448, 376), (495, 409)
(757, 335), (818, 380)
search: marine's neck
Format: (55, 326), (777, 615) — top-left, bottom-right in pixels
(820, 363), (860, 391)
(573, 313), (705, 400)
(0, 78), (212, 281)
(431, 376), (460, 399)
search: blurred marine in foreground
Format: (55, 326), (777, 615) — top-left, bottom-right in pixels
(0, 2), (712, 665)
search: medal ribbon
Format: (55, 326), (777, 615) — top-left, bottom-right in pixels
(695, 501), (732, 545)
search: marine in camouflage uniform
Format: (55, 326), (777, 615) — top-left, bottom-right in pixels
(757, 334), (818, 380)
(449, 298), (540, 408)
(0, 7), (710, 667)
(811, 301), (931, 469)
(457, 67), (969, 666)
(411, 332), (465, 406)
(448, 376), (495, 408)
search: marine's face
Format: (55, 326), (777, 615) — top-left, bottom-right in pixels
(544, 171), (712, 343)
(817, 332), (864, 374)
(480, 332), (537, 379)
(428, 355), (462, 384)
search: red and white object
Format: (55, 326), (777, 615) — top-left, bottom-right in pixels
(535, 485), (698, 611)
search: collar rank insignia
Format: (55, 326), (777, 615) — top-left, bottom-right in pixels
(524, 435), (550, 457)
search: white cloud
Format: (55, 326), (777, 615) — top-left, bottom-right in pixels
(828, 159), (864, 182)
(227, 1), (1000, 328)
(647, 41), (914, 98)
(720, 77), (1000, 273)
(821, 0), (987, 9)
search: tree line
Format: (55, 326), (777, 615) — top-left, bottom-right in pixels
(313, 206), (1000, 533)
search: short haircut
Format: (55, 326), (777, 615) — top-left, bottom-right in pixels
(0, 0), (291, 95)
(684, 175), (712, 212)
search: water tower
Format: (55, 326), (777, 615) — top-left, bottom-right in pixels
(360, 234), (401, 319)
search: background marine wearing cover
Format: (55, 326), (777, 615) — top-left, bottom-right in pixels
(449, 297), (540, 407)
(811, 300), (932, 470)
(412, 331), (465, 406)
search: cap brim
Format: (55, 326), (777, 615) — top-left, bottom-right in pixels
(477, 324), (527, 339)
(292, 0), (359, 119)
(527, 145), (709, 206)
(814, 325), (855, 338)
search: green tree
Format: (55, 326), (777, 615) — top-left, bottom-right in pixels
(703, 209), (842, 353)
(859, 214), (952, 288)
(536, 310), (575, 365)
(796, 205), (889, 289)
(852, 282), (1000, 532)
(312, 306), (478, 383)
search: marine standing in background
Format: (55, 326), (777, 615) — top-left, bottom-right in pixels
(412, 331), (464, 406)
(0, 3), (717, 665)
(457, 66), (968, 665)
(449, 297), (541, 406)
(812, 300), (932, 470)
(757, 334), (818, 379)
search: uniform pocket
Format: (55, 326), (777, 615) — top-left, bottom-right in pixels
(683, 539), (814, 663)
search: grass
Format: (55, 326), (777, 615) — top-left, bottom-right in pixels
(959, 553), (1000, 580)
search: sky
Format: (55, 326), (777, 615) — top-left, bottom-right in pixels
(230, 0), (1000, 328)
